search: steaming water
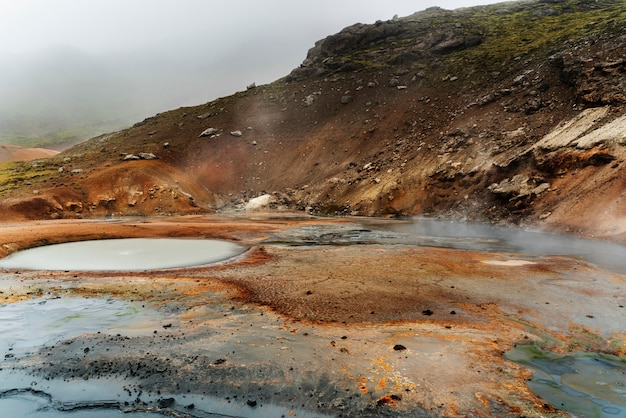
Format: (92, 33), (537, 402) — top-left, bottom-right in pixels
(0, 238), (246, 271)
(378, 218), (626, 272)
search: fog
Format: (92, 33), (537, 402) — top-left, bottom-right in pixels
(0, 0), (504, 148)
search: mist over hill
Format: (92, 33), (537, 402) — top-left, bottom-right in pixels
(0, 45), (285, 149)
(0, 1), (431, 150)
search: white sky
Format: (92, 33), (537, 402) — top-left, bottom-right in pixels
(0, 0), (507, 131)
(0, 0), (504, 54)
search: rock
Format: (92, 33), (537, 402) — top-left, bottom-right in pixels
(162, 142), (170, 148)
(70, 169), (83, 174)
(138, 153), (157, 160)
(123, 154), (140, 161)
(303, 94), (316, 107)
(488, 174), (550, 200)
(199, 127), (219, 137)
(246, 82), (256, 90)
(230, 130), (243, 137)
(341, 95), (352, 104)
(158, 398), (175, 408)
(244, 194), (275, 211)
(196, 112), (211, 119)
(65, 201), (83, 212)
(393, 344), (406, 351)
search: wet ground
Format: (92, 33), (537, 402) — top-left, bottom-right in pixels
(0, 214), (625, 417)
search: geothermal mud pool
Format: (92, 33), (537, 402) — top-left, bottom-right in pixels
(0, 238), (246, 271)
(0, 215), (625, 417)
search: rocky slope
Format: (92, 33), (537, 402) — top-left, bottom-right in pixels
(1, 0), (626, 240)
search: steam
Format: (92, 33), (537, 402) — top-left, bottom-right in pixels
(383, 218), (626, 272)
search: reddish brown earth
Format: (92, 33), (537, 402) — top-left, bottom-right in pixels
(1, 215), (624, 417)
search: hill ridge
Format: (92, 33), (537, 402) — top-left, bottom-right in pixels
(1, 0), (626, 241)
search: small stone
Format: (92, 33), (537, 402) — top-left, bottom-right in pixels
(199, 127), (219, 137)
(138, 152), (157, 160)
(246, 400), (257, 407)
(158, 398), (175, 408)
(393, 344), (406, 351)
(341, 95), (353, 104)
(303, 94), (316, 107)
(230, 130), (243, 137)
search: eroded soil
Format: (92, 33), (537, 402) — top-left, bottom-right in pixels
(1, 214), (625, 417)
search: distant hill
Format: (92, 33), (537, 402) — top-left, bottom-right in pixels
(0, 143), (58, 163)
(1, 0), (625, 241)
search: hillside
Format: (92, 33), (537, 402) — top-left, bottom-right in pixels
(1, 0), (626, 240)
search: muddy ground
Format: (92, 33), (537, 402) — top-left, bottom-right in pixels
(1, 214), (625, 417)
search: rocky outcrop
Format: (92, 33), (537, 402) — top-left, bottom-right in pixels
(288, 8), (484, 80)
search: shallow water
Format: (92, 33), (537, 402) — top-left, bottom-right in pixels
(0, 297), (173, 355)
(506, 345), (626, 417)
(0, 238), (246, 271)
(0, 297), (331, 417)
(0, 297), (172, 417)
(0, 371), (330, 418)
